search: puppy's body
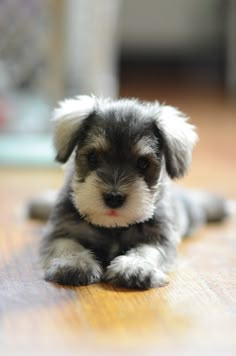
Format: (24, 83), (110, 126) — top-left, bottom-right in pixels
(33, 96), (229, 289)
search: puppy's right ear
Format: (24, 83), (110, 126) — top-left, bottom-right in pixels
(52, 95), (96, 163)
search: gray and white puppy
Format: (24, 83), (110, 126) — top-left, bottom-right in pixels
(31, 95), (230, 289)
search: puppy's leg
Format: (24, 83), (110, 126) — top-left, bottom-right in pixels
(178, 190), (230, 237)
(28, 190), (57, 220)
(105, 242), (176, 289)
(41, 237), (103, 286)
(189, 191), (229, 223)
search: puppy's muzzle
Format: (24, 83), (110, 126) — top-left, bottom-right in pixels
(103, 192), (126, 209)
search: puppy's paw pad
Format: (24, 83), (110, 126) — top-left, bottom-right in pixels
(105, 255), (168, 290)
(44, 256), (103, 286)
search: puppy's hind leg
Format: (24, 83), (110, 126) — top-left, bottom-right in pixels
(181, 190), (231, 237)
(41, 237), (103, 286)
(28, 190), (58, 220)
(190, 191), (229, 221)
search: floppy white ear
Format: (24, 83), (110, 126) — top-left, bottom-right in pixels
(52, 95), (96, 163)
(155, 105), (198, 178)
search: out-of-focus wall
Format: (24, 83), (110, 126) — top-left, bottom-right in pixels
(120, 0), (224, 55)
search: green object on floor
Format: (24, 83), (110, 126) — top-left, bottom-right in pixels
(0, 134), (56, 166)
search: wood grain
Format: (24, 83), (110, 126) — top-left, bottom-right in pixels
(1, 83), (236, 355)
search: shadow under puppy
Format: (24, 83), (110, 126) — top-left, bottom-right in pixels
(30, 95), (230, 289)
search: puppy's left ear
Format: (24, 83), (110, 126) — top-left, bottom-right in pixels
(52, 95), (96, 163)
(153, 104), (198, 179)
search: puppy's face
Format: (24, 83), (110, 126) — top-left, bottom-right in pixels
(71, 111), (163, 227)
(53, 96), (197, 227)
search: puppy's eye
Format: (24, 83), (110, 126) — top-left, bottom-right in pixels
(87, 150), (98, 170)
(137, 156), (150, 171)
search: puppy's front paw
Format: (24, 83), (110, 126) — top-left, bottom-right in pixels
(44, 252), (103, 286)
(105, 255), (168, 290)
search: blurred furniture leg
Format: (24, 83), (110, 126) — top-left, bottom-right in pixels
(65, 0), (122, 98)
(44, 0), (65, 105)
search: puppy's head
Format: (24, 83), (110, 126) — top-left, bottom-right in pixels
(53, 95), (197, 227)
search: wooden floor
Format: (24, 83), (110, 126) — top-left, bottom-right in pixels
(1, 78), (236, 355)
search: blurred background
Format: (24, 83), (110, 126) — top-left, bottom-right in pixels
(0, 0), (235, 167)
(1, 2), (236, 354)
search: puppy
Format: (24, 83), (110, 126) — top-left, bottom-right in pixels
(30, 95), (230, 289)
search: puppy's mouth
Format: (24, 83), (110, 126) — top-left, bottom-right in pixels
(106, 210), (119, 217)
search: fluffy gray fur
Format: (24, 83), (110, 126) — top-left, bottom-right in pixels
(31, 96), (229, 289)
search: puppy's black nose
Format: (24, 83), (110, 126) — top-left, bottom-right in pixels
(103, 192), (126, 209)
